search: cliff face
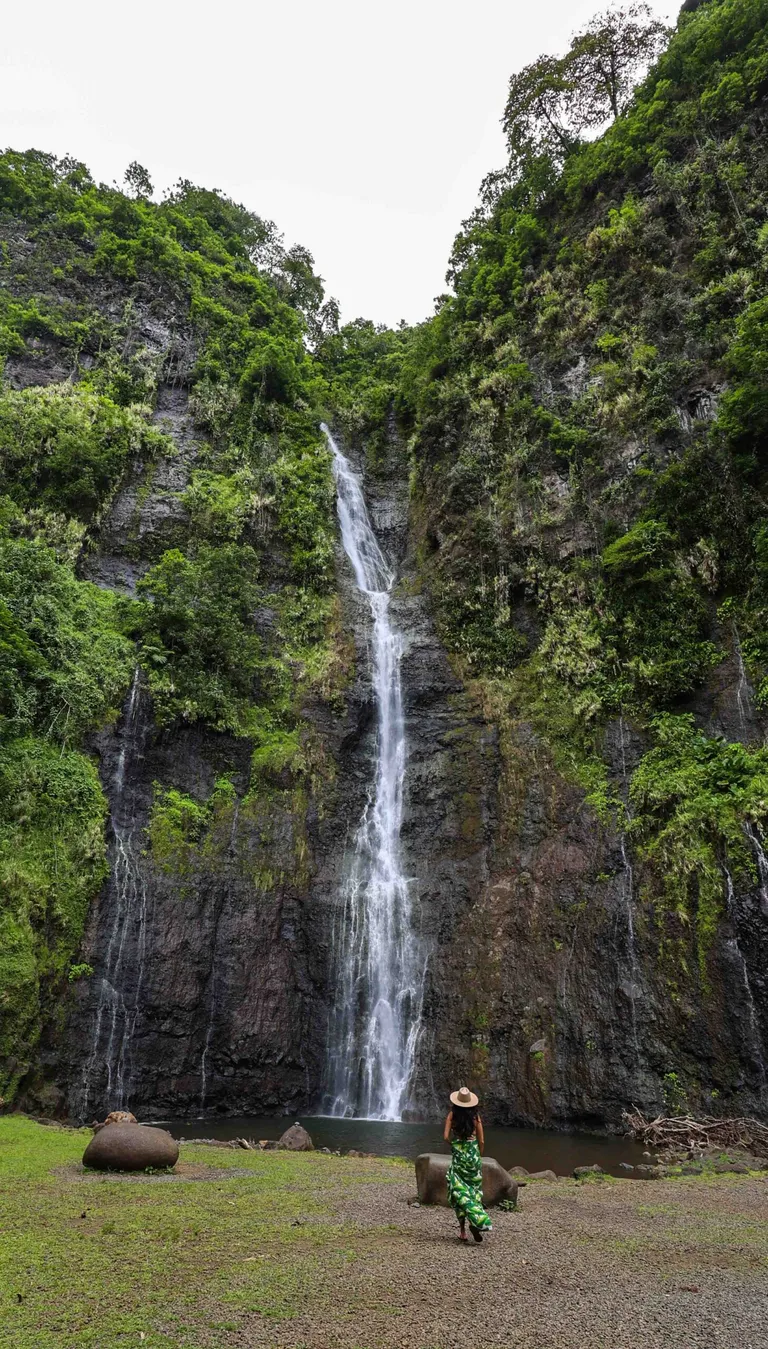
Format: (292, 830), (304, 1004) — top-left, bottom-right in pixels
(373, 0), (768, 1126)
(333, 428), (768, 1131)
(5, 0), (768, 1132)
(38, 418), (499, 1125)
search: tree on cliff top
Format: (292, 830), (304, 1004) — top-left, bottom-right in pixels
(123, 160), (153, 200)
(503, 3), (669, 175)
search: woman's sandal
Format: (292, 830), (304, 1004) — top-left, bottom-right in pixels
(470, 1226), (483, 1243)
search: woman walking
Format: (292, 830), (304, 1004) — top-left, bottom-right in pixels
(444, 1086), (492, 1243)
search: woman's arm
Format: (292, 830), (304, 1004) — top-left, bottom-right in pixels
(443, 1111), (453, 1142)
(476, 1115), (485, 1154)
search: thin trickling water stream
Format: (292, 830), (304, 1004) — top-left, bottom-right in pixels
(617, 717), (641, 1063)
(321, 424), (424, 1121)
(723, 865), (767, 1096)
(80, 666), (150, 1118)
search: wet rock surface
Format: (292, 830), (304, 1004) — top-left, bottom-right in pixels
(23, 410), (768, 1131)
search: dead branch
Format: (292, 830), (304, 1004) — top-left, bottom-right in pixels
(622, 1108), (768, 1158)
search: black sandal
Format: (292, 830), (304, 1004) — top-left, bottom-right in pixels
(470, 1225), (483, 1243)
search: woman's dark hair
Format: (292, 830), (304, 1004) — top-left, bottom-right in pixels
(450, 1103), (478, 1139)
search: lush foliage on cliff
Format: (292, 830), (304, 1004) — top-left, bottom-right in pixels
(0, 150), (339, 1102)
(387, 0), (768, 959)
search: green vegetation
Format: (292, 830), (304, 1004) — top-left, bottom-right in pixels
(0, 1116), (407, 1348)
(1, 1117), (767, 1348)
(364, 0), (768, 972)
(4, 0), (768, 1103)
(0, 148), (341, 1100)
(0, 744), (108, 1104)
(630, 715), (768, 963)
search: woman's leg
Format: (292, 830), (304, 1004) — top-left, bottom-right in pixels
(459, 1216), (467, 1240)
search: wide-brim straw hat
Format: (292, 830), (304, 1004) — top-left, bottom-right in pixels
(450, 1086), (479, 1108)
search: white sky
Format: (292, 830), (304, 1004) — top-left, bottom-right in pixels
(2, 0), (676, 327)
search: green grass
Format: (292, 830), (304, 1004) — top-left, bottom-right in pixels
(0, 1116), (406, 1348)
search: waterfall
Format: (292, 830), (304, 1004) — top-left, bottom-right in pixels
(80, 666), (150, 1119)
(732, 624), (754, 736)
(200, 799), (240, 1112)
(617, 717), (641, 1061)
(744, 822), (768, 918)
(723, 866), (767, 1095)
(321, 424), (423, 1121)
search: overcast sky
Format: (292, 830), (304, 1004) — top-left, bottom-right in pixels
(2, 0), (676, 327)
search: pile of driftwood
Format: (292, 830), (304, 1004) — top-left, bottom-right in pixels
(623, 1108), (768, 1158)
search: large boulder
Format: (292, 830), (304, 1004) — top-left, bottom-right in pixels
(278, 1122), (314, 1151)
(82, 1123), (179, 1172)
(415, 1152), (518, 1207)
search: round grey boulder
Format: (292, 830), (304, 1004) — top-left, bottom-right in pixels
(82, 1122), (179, 1172)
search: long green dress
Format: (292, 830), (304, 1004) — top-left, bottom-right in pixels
(446, 1135), (492, 1231)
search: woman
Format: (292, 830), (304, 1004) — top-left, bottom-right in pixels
(443, 1086), (492, 1243)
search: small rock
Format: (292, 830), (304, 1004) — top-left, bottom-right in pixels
(277, 1123), (314, 1151)
(636, 1164), (661, 1178)
(319, 1147), (331, 1154)
(681, 1162), (703, 1175)
(260, 1140), (279, 1150)
(508, 1165), (529, 1178)
(528, 1169), (557, 1181)
(529, 1039), (547, 1054)
(236, 1138), (252, 1150)
(619, 1163), (634, 1172)
(573, 1164), (604, 1180)
(347, 1149), (363, 1157)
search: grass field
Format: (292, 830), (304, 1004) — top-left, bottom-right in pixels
(2, 1116), (768, 1349)
(0, 1116), (408, 1348)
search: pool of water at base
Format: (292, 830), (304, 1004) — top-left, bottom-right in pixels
(158, 1115), (653, 1177)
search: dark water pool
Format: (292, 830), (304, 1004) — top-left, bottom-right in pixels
(159, 1115), (652, 1177)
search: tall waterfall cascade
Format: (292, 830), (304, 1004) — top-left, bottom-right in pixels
(321, 424), (424, 1121)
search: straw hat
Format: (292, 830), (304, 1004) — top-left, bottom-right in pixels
(450, 1085), (479, 1108)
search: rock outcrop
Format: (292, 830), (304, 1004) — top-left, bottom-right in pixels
(83, 1123), (179, 1171)
(278, 1123), (314, 1151)
(414, 1152), (518, 1207)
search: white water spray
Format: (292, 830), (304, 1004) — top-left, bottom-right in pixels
(723, 866), (767, 1095)
(80, 666), (149, 1118)
(321, 424), (423, 1121)
(617, 717), (640, 1061)
(733, 624), (754, 736)
(745, 822), (768, 918)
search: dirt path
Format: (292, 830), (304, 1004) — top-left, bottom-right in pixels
(226, 1174), (768, 1349)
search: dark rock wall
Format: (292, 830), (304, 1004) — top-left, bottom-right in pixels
(43, 416), (768, 1128)
(323, 427), (768, 1130)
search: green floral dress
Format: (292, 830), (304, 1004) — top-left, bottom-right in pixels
(447, 1135), (492, 1231)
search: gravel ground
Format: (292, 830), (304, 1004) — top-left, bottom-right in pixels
(229, 1172), (768, 1349)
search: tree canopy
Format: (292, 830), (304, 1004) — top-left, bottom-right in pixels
(503, 3), (669, 176)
